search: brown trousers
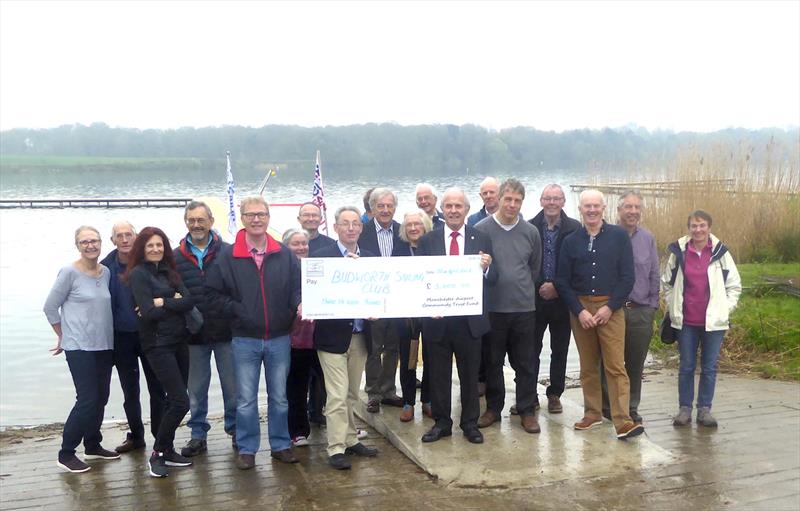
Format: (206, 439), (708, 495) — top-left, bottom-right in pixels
(570, 298), (633, 430)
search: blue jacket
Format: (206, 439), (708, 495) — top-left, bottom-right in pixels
(100, 249), (138, 333)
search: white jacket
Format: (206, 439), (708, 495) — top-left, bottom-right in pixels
(661, 233), (742, 331)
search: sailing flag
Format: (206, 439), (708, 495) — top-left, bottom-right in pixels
(225, 151), (237, 236)
(311, 150), (329, 235)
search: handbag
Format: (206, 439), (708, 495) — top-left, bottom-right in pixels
(185, 306), (204, 335)
(660, 312), (677, 344)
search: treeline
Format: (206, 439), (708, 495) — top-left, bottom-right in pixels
(1, 123), (797, 176)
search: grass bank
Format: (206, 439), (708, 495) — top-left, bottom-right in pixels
(0, 155), (217, 172)
(652, 262), (800, 381)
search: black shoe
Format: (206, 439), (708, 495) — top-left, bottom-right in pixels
(181, 438), (207, 457)
(344, 443), (378, 457)
(57, 454), (90, 473)
(148, 451), (168, 478)
(380, 395), (404, 407)
(415, 378), (422, 389)
(463, 427), (484, 444)
(328, 453), (351, 470)
(115, 433), (146, 454)
(84, 446), (120, 460)
(421, 426), (452, 443)
(631, 411), (643, 424)
(163, 448), (192, 467)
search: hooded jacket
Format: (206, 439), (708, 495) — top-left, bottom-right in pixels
(661, 233), (742, 331)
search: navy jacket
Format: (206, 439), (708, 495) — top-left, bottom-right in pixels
(308, 233), (336, 255)
(415, 225), (497, 339)
(312, 243), (375, 354)
(174, 232), (232, 345)
(206, 230), (301, 340)
(357, 218), (410, 257)
(100, 249), (139, 333)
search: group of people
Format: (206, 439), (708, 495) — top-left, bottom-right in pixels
(44, 177), (741, 477)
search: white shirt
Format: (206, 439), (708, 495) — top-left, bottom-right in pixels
(444, 224), (466, 255)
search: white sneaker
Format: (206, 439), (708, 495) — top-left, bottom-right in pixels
(356, 429), (368, 440)
(291, 435), (309, 447)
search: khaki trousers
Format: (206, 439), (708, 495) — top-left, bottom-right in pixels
(570, 298), (633, 430)
(317, 334), (368, 456)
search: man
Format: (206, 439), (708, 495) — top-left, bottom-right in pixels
(601, 191), (659, 424)
(357, 188), (410, 413)
(313, 206), (379, 470)
(207, 196), (302, 469)
(528, 184), (581, 414)
(298, 202), (336, 254)
(467, 176), (500, 227)
(173, 201), (237, 457)
(475, 179), (542, 434)
(101, 222), (166, 454)
(555, 189), (643, 439)
(415, 182), (444, 228)
(417, 187), (496, 445)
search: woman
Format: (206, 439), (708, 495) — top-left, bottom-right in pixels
(662, 210), (741, 428)
(283, 228), (317, 447)
(44, 226), (118, 473)
(125, 226), (196, 477)
(397, 210), (433, 422)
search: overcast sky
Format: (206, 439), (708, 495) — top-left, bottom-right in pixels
(1, 0), (798, 133)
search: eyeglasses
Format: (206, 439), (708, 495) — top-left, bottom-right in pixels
(541, 196), (565, 203)
(185, 218), (209, 225)
(78, 239), (101, 247)
(336, 222), (362, 229)
(242, 212), (269, 220)
(299, 213), (321, 219)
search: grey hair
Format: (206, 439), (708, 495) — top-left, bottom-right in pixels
(110, 221), (136, 238)
(499, 178), (526, 200)
(480, 176), (500, 189)
(415, 182), (437, 197)
(441, 187), (470, 209)
(282, 227), (309, 245)
(334, 205), (362, 223)
(184, 200), (213, 220)
(399, 209), (433, 243)
(540, 183), (565, 199)
(368, 187), (398, 210)
(579, 189), (605, 206)
(75, 225), (101, 244)
(617, 190), (644, 209)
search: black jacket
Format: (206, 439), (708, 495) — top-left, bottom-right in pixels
(206, 229), (301, 340)
(528, 209), (581, 304)
(312, 242), (375, 354)
(174, 231), (232, 345)
(357, 218), (410, 257)
(128, 262), (196, 349)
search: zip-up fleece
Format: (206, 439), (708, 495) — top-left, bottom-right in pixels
(661, 233), (742, 331)
(206, 229), (301, 340)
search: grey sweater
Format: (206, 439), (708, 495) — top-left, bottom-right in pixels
(475, 216), (542, 313)
(43, 265), (113, 351)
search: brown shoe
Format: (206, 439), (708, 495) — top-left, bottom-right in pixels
(547, 395), (563, 414)
(270, 448), (299, 464)
(616, 422), (645, 440)
(477, 410), (500, 428)
(421, 403), (433, 418)
(477, 382), (486, 397)
(399, 405), (414, 422)
(236, 453), (255, 470)
(574, 417), (603, 430)
(521, 414), (541, 434)
(366, 399), (380, 413)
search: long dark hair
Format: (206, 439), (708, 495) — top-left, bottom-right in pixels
(123, 226), (182, 288)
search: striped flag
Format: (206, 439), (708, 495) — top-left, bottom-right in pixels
(311, 150), (329, 235)
(225, 151), (237, 236)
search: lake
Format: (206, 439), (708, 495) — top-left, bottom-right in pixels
(0, 165), (593, 427)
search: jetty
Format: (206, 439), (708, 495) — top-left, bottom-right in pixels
(0, 198), (193, 209)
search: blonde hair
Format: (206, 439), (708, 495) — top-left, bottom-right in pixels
(74, 225), (101, 244)
(400, 209), (433, 242)
(239, 196), (270, 215)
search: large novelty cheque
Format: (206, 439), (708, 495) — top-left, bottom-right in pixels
(301, 255), (484, 319)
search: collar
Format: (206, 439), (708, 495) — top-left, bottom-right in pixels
(337, 241), (360, 257)
(232, 229), (281, 258)
(375, 220), (393, 233)
(186, 233), (213, 250)
(446, 224), (466, 239)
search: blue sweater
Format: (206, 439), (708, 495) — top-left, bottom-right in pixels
(555, 222), (634, 315)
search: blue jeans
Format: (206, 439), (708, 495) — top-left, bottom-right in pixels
(61, 350), (113, 457)
(231, 336), (291, 454)
(187, 342), (237, 440)
(678, 326), (725, 408)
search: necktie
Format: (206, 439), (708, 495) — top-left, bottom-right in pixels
(449, 231), (459, 256)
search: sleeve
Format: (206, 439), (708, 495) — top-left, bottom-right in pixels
(205, 252), (241, 319)
(723, 253), (742, 313)
(529, 228), (542, 288)
(609, 232), (635, 311)
(128, 268), (167, 321)
(482, 234), (499, 286)
(555, 238), (583, 316)
(289, 251), (302, 310)
(164, 281), (197, 313)
(648, 236), (660, 307)
(660, 250), (677, 306)
(43, 267), (72, 325)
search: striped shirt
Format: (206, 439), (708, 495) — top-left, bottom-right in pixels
(375, 223), (394, 257)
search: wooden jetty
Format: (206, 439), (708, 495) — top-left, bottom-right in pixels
(570, 179), (735, 197)
(0, 197), (193, 209)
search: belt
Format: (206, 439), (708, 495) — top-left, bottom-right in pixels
(624, 301), (646, 309)
(578, 295), (610, 302)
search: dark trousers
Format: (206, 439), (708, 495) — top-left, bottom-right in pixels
(486, 311), (538, 416)
(61, 350), (114, 457)
(287, 348), (322, 438)
(398, 337), (430, 406)
(534, 299), (573, 400)
(478, 332), (491, 383)
(307, 361), (326, 422)
(145, 343), (190, 453)
(428, 318), (480, 431)
(113, 330), (166, 442)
